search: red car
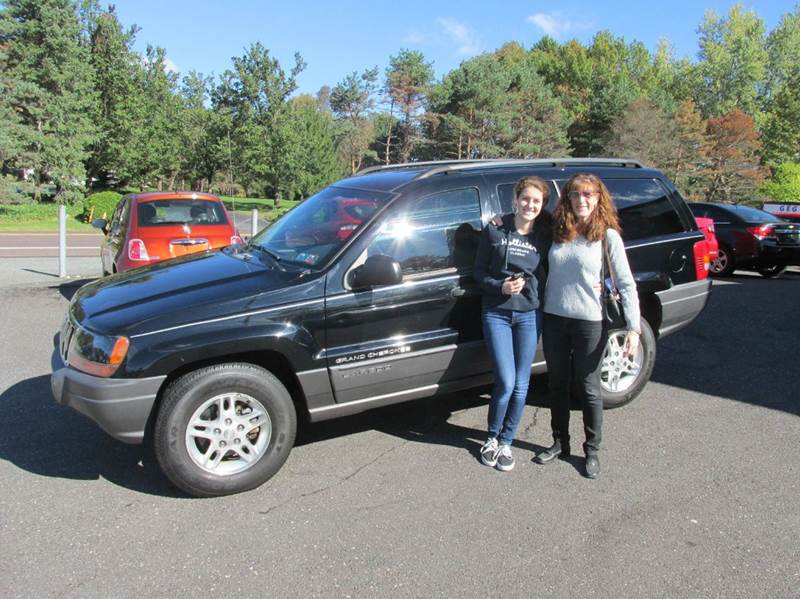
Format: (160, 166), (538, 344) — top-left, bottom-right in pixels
(694, 216), (719, 260)
(93, 192), (243, 274)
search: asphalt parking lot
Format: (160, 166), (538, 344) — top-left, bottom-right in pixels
(0, 269), (798, 598)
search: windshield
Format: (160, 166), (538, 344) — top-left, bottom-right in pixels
(250, 186), (391, 269)
(138, 199), (228, 226)
(725, 204), (784, 223)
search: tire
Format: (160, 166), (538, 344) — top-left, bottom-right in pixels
(756, 264), (786, 278)
(710, 244), (735, 276)
(601, 318), (656, 409)
(153, 362), (297, 497)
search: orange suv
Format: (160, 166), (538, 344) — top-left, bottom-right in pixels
(93, 192), (243, 274)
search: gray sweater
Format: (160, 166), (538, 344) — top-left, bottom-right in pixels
(543, 228), (641, 333)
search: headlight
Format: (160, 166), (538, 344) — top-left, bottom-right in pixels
(67, 325), (130, 377)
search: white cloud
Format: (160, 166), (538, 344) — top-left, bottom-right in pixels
(527, 12), (592, 40)
(402, 31), (426, 45)
(163, 56), (180, 74)
(436, 17), (481, 56)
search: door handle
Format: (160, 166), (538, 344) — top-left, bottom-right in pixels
(450, 287), (466, 297)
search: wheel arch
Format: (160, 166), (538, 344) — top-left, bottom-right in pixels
(143, 350), (309, 445)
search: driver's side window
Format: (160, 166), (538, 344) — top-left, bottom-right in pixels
(367, 188), (481, 275)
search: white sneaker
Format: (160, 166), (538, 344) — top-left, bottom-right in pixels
(495, 444), (515, 471)
(480, 437), (499, 467)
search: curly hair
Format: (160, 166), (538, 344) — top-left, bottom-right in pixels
(552, 173), (621, 243)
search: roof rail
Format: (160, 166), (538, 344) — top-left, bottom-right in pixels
(355, 159), (492, 176)
(414, 158), (646, 180)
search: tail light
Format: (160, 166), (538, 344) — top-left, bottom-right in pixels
(693, 240), (709, 280)
(706, 222), (715, 234)
(230, 234), (244, 245)
(747, 224), (776, 240)
(128, 238), (150, 261)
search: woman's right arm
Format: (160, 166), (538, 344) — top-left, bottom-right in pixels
(474, 226), (505, 295)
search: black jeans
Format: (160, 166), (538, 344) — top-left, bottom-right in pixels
(542, 313), (607, 455)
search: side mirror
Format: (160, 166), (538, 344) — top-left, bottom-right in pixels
(350, 255), (402, 289)
(92, 218), (109, 234)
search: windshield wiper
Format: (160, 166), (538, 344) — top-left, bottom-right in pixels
(249, 244), (287, 270)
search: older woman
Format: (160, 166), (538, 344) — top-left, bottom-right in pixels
(535, 173), (640, 479)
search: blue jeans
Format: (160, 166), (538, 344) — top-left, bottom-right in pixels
(482, 307), (539, 446)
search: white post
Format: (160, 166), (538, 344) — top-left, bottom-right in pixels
(58, 204), (67, 278)
(251, 208), (258, 238)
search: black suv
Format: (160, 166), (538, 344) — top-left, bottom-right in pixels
(51, 159), (711, 496)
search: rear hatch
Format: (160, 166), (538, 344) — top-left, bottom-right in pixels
(135, 198), (236, 261)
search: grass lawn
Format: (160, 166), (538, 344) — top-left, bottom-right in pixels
(0, 204), (95, 232)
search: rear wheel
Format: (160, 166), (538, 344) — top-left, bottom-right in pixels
(756, 264), (786, 278)
(710, 244), (735, 276)
(154, 362), (296, 497)
(601, 318), (656, 409)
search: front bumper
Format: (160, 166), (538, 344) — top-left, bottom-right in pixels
(50, 350), (166, 444)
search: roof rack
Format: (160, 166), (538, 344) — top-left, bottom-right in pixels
(355, 159), (490, 176)
(413, 158), (645, 180)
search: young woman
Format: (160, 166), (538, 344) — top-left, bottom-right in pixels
(473, 176), (552, 471)
(535, 173), (640, 479)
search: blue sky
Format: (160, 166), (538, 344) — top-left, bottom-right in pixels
(112, 1), (794, 96)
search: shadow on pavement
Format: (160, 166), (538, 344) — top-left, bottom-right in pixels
(650, 273), (800, 416)
(0, 374), (183, 498)
(50, 277), (97, 301)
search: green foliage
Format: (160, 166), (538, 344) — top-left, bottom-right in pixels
(760, 71), (800, 166)
(696, 4), (767, 117)
(82, 190), (122, 220)
(760, 163), (800, 201)
(0, 201), (94, 230)
(330, 67), (379, 173)
(0, 0), (98, 196)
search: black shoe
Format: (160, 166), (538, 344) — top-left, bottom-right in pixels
(584, 454), (600, 479)
(534, 441), (570, 465)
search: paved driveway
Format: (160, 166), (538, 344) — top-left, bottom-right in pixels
(0, 273), (798, 598)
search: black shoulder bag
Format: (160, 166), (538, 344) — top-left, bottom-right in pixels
(601, 236), (626, 330)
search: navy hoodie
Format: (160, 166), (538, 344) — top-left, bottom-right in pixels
(473, 212), (552, 312)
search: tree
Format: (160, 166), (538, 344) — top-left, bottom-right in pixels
(85, 6), (146, 188)
(704, 110), (765, 204)
(275, 95), (341, 200)
(760, 163), (800, 202)
(330, 67), (379, 174)
(760, 72), (800, 167)
(696, 4), (767, 117)
(384, 49), (434, 163)
(0, 0), (98, 201)
(763, 6), (800, 103)
(213, 43), (305, 195)
(604, 98), (677, 170)
(668, 99), (711, 200)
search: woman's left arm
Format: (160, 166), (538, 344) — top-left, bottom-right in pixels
(607, 230), (641, 335)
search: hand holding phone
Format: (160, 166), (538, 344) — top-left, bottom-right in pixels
(509, 272), (524, 281)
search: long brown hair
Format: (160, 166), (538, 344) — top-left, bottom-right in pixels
(552, 173), (620, 242)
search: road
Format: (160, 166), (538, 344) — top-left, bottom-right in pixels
(0, 212), (268, 259)
(0, 273), (798, 598)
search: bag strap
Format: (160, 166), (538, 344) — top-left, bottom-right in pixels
(603, 233), (618, 290)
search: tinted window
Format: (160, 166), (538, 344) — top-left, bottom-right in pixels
(691, 204), (735, 222)
(604, 179), (684, 241)
(138, 199), (229, 226)
(725, 205), (783, 223)
(368, 188), (482, 274)
(497, 181), (559, 214)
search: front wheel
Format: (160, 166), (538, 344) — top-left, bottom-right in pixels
(601, 318), (656, 409)
(153, 362), (297, 497)
(756, 263), (786, 278)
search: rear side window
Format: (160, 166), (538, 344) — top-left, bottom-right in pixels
(368, 188), (482, 274)
(138, 200), (228, 226)
(603, 179), (685, 241)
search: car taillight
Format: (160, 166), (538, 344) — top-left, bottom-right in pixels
(693, 240), (709, 280)
(128, 238), (150, 261)
(230, 234), (244, 245)
(707, 222), (715, 233)
(747, 224), (776, 240)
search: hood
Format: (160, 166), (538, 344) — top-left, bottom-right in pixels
(70, 247), (320, 337)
